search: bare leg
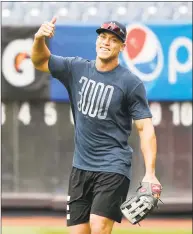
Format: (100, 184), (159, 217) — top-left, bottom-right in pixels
(90, 214), (115, 234)
(68, 222), (91, 234)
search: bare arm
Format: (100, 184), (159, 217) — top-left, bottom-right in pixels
(134, 118), (161, 186)
(31, 37), (51, 72)
(31, 16), (57, 72)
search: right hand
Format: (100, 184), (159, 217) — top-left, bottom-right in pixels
(35, 16), (57, 40)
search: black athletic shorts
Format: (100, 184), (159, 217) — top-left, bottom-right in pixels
(66, 167), (130, 226)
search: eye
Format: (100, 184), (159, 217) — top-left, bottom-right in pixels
(112, 38), (118, 43)
(100, 34), (105, 39)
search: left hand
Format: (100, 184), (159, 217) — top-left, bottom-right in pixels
(142, 174), (162, 199)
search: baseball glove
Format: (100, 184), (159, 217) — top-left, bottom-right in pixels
(120, 182), (163, 225)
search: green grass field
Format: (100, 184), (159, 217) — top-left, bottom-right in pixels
(2, 227), (192, 234)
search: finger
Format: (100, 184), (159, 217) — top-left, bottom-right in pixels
(42, 23), (54, 31)
(47, 22), (55, 28)
(42, 32), (50, 37)
(153, 193), (160, 199)
(50, 16), (57, 24)
(43, 27), (54, 34)
(41, 28), (53, 36)
(42, 27), (52, 34)
(49, 32), (55, 38)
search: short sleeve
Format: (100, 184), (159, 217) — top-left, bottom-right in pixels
(48, 54), (75, 87)
(128, 82), (152, 120)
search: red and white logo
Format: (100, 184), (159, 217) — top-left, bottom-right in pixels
(122, 23), (163, 82)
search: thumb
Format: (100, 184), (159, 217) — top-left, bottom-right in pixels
(50, 16), (57, 24)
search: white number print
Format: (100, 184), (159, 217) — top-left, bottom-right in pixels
(2, 102), (191, 127)
(18, 102), (31, 125)
(82, 79), (96, 115)
(77, 77), (114, 119)
(44, 102), (57, 126)
(97, 85), (114, 119)
(2, 102), (58, 126)
(149, 102), (162, 126)
(77, 76), (88, 111)
(169, 102), (192, 126)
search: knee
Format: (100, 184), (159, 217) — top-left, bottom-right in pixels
(90, 214), (113, 234)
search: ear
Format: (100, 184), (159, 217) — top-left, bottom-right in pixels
(120, 43), (126, 52)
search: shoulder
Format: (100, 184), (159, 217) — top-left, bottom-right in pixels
(120, 65), (142, 83)
(72, 56), (91, 63)
(118, 65), (143, 91)
(70, 56), (94, 69)
(49, 54), (92, 66)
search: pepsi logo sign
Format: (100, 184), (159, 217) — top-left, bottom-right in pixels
(123, 23), (164, 82)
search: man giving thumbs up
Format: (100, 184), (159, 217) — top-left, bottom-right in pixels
(31, 17), (162, 234)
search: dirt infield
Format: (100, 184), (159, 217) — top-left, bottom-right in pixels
(2, 216), (192, 230)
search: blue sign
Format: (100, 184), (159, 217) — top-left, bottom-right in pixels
(50, 23), (192, 101)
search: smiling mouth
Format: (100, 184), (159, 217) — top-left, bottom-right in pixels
(100, 47), (110, 51)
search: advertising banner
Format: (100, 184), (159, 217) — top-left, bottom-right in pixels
(1, 27), (50, 100)
(50, 23), (192, 101)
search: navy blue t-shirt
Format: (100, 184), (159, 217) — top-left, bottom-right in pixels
(48, 55), (152, 179)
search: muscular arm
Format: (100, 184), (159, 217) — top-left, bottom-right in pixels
(31, 37), (50, 72)
(134, 118), (158, 178)
(31, 16), (57, 72)
(128, 81), (161, 187)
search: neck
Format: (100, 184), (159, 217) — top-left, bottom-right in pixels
(95, 56), (119, 72)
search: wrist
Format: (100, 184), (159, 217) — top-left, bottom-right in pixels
(145, 170), (155, 177)
(34, 34), (45, 41)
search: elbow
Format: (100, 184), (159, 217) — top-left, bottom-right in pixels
(30, 52), (39, 68)
(139, 124), (156, 140)
(30, 50), (50, 69)
(31, 57), (37, 68)
(31, 58), (41, 70)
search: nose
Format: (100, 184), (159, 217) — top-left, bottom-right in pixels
(102, 37), (110, 46)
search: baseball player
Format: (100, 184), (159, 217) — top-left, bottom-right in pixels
(31, 17), (162, 234)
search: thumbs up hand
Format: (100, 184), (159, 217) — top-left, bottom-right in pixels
(35, 16), (58, 40)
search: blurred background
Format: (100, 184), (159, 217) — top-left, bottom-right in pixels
(1, 0), (192, 231)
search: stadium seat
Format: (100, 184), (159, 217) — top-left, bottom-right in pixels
(2, 1), (192, 25)
(24, 8), (51, 25)
(81, 3), (108, 23)
(172, 2), (192, 20)
(110, 3), (129, 22)
(2, 6), (23, 25)
(55, 2), (82, 24)
(44, 2), (71, 18)
(140, 2), (174, 21)
(18, 1), (43, 12)
(2, 1), (13, 9)
(124, 2), (144, 21)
